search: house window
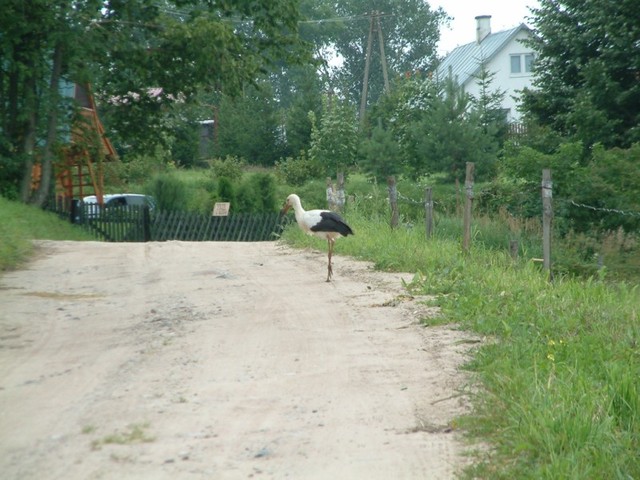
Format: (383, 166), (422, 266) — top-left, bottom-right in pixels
(510, 54), (535, 74)
(524, 53), (535, 72)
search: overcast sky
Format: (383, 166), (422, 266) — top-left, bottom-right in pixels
(433, 0), (539, 55)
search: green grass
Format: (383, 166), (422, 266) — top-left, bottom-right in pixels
(0, 196), (94, 271)
(281, 210), (640, 479)
(90, 422), (155, 450)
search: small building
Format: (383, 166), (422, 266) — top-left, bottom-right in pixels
(436, 15), (536, 122)
(198, 119), (215, 159)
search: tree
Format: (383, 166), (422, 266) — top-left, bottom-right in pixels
(472, 64), (508, 146)
(96, 1), (311, 157)
(278, 65), (324, 158)
(0, 0), (310, 205)
(409, 75), (482, 180)
(521, 0), (640, 148)
(0, 0), (91, 203)
(212, 83), (282, 166)
(368, 72), (500, 181)
(308, 95), (359, 175)
(317, 0), (448, 108)
(358, 122), (402, 182)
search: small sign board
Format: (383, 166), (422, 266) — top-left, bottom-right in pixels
(212, 202), (231, 217)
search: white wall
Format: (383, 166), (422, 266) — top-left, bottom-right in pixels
(463, 30), (535, 122)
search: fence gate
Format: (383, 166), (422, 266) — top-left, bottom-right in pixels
(45, 198), (288, 242)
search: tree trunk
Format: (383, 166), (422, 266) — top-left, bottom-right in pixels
(18, 76), (38, 203)
(387, 175), (398, 229)
(31, 43), (63, 206)
(12, 42), (39, 203)
(18, 105), (38, 203)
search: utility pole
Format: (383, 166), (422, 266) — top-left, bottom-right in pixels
(359, 12), (375, 126)
(376, 13), (390, 94)
(359, 11), (390, 126)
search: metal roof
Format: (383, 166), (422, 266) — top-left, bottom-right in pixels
(436, 24), (530, 87)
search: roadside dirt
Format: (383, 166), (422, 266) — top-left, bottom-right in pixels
(0, 240), (477, 479)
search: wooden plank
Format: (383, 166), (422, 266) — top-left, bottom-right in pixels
(542, 169), (553, 278)
(463, 162), (474, 253)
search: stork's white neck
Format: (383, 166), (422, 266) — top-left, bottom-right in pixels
(289, 194), (305, 215)
(287, 194), (309, 232)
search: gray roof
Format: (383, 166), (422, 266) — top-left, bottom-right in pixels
(436, 24), (530, 86)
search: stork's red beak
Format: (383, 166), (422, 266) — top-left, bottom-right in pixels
(280, 202), (291, 216)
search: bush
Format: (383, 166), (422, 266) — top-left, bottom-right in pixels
(146, 173), (188, 211)
(274, 151), (323, 186)
(252, 172), (278, 212)
(565, 143), (640, 233)
(216, 177), (236, 206)
(107, 147), (172, 187)
(234, 172), (279, 213)
(208, 155), (246, 182)
(0, 150), (23, 200)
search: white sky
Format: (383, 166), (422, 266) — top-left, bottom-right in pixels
(433, 0), (539, 55)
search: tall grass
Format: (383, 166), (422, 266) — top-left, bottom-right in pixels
(0, 197), (94, 270)
(280, 209), (640, 479)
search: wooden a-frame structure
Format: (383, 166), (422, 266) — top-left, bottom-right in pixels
(31, 83), (117, 205)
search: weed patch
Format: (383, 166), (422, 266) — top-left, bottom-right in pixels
(91, 423), (155, 450)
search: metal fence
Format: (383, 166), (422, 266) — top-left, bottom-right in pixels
(45, 197), (288, 242)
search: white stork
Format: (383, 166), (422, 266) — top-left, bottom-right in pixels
(281, 193), (354, 282)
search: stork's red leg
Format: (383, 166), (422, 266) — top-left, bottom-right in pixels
(326, 239), (334, 282)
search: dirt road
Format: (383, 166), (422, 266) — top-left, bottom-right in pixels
(0, 241), (475, 479)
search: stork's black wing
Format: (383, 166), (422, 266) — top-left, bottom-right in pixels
(310, 211), (354, 237)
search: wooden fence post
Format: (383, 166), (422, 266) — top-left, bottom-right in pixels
(424, 187), (433, 239)
(387, 175), (399, 229)
(542, 169), (553, 277)
(143, 205), (151, 242)
(336, 171), (345, 212)
(326, 177), (336, 210)
(70, 199), (79, 224)
(510, 240), (519, 260)
(463, 162), (474, 253)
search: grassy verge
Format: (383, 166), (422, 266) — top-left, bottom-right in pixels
(0, 196), (94, 271)
(280, 211), (640, 479)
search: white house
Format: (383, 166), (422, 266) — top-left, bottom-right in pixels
(436, 15), (536, 122)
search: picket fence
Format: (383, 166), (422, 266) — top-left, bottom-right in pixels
(46, 198), (289, 243)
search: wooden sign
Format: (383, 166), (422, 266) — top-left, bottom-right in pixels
(212, 202), (230, 216)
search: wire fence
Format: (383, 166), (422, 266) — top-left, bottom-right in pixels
(568, 200), (640, 218)
(362, 168), (639, 280)
(395, 189), (640, 219)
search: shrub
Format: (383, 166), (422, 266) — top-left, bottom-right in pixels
(235, 172), (278, 213)
(216, 177), (236, 206)
(274, 151), (323, 186)
(146, 173), (188, 211)
(252, 172), (278, 212)
(565, 143), (640, 233)
(208, 155), (245, 182)
(107, 146), (172, 187)
(0, 150), (23, 200)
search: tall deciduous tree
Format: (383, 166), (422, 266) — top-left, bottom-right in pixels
(319, 0), (447, 108)
(522, 0), (640, 148)
(0, 0), (309, 204)
(212, 83), (282, 166)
